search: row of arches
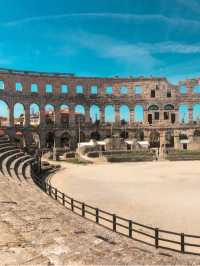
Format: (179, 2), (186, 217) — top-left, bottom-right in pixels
(1, 100), (200, 127)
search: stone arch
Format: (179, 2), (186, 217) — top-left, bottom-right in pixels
(148, 104), (159, 111)
(14, 103), (25, 126)
(90, 131), (101, 140)
(45, 131), (55, 148)
(120, 105), (130, 122)
(75, 104), (85, 114)
(149, 130), (160, 148)
(30, 103), (40, 126)
(44, 104), (55, 125)
(0, 99), (10, 127)
(134, 104), (144, 122)
(193, 103), (200, 122)
(164, 104), (174, 110)
(60, 104), (70, 126)
(90, 104), (100, 123)
(105, 105), (115, 123)
(179, 104), (189, 123)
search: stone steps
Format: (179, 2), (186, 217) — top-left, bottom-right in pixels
(0, 136), (37, 182)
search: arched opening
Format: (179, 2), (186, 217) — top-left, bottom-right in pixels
(45, 131), (55, 148)
(90, 131), (101, 140)
(14, 103), (25, 126)
(120, 130), (129, 139)
(193, 104), (200, 122)
(90, 104), (100, 123)
(134, 129), (144, 141)
(31, 132), (40, 148)
(120, 105), (130, 123)
(149, 130), (160, 148)
(60, 104), (70, 126)
(165, 130), (174, 148)
(0, 100), (9, 127)
(120, 86), (128, 94)
(105, 105), (115, 123)
(75, 105), (85, 114)
(179, 104), (189, 124)
(75, 105), (85, 125)
(30, 103), (40, 126)
(45, 104), (55, 125)
(134, 105), (144, 122)
(60, 132), (71, 148)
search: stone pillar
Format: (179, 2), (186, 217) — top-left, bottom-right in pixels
(174, 130), (180, 149)
(9, 103), (14, 127)
(24, 104), (30, 127)
(55, 107), (61, 128)
(144, 109), (148, 125)
(40, 104), (46, 128)
(115, 106), (120, 126)
(130, 110), (134, 125)
(100, 106), (105, 124)
(188, 108), (193, 123)
(85, 107), (91, 123)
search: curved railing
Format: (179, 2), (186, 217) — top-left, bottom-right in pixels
(33, 174), (200, 256)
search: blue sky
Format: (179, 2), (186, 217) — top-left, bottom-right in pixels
(1, 0), (200, 84)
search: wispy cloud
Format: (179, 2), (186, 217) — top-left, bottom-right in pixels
(2, 12), (200, 31)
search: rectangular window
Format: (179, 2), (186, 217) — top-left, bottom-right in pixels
(45, 84), (53, 93)
(164, 112), (169, 120)
(31, 83), (38, 93)
(16, 82), (23, 92)
(154, 112), (159, 120)
(167, 91), (171, 97)
(76, 85), (84, 94)
(151, 90), (155, 97)
(91, 85), (98, 94)
(0, 80), (4, 90)
(61, 84), (68, 93)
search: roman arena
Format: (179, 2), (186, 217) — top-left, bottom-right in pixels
(50, 160), (200, 235)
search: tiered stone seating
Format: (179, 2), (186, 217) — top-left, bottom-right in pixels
(0, 135), (37, 181)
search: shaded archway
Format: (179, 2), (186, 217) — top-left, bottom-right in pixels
(0, 100), (9, 127)
(14, 103), (25, 126)
(149, 130), (160, 148)
(165, 130), (174, 148)
(30, 103), (40, 126)
(60, 131), (71, 148)
(90, 131), (101, 140)
(60, 104), (70, 126)
(45, 131), (55, 148)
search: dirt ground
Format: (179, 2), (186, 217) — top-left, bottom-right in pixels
(50, 161), (200, 235)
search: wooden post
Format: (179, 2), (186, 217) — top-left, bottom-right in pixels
(71, 198), (74, 211)
(181, 233), (185, 253)
(129, 220), (132, 238)
(62, 193), (65, 206)
(82, 203), (85, 217)
(113, 214), (116, 232)
(155, 228), (159, 249)
(96, 208), (99, 224)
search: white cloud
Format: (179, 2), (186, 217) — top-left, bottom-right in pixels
(2, 12), (200, 31)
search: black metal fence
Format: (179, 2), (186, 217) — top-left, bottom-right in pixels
(33, 176), (200, 256)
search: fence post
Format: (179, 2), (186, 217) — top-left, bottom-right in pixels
(82, 203), (85, 217)
(129, 220), (132, 238)
(181, 233), (185, 253)
(96, 208), (99, 224)
(71, 198), (74, 211)
(62, 193), (65, 206)
(55, 188), (57, 200)
(155, 228), (159, 249)
(113, 214), (116, 232)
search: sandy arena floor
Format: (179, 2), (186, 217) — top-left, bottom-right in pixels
(50, 161), (200, 235)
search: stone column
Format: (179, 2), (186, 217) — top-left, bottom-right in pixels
(115, 106), (120, 126)
(130, 110), (134, 125)
(85, 107), (91, 123)
(100, 106), (105, 124)
(24, 104), (30, 127)
(55, 106), (61, 128)
(188, 108), (193, 123)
